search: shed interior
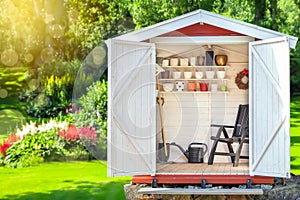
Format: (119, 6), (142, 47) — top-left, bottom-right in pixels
(154, 41), (250, 174)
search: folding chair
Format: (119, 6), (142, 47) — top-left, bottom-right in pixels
(208, 104), (249, 167)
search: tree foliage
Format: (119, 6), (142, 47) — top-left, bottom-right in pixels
(129, 0), (215, 29)
(64, 0), (134, 59)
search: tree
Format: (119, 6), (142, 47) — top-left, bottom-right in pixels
(129, 0), (216, 29)
(64, 0), (134, 59)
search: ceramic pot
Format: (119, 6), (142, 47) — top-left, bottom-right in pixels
(163, 83), (174, 92)
(195, 71), (204, 79)
(197, 56), (205, 66)
(190, 57), (196, 66)
(211, 84), (218, 91)
(184, 71), (192, 79)
(199, 83), (208, 91)
(170, 58), (179, 66)
(217, 71), (226, 79)
(180, 58), (189, 66)
(162, 59), (169, 66)
(173, 71), (181, 79)
(215, 55), (228, 66)
(161, 70), (170, 78)
(205, 71), (215, 79)
(188, 82), (197, 91)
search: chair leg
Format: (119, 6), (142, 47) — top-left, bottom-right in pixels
(226, 142), (235, 164)
(208, 139), (218, 165)
(233, 141), (244, 167)
(208, 127), (224, 165)
(222, 128), (235, 164)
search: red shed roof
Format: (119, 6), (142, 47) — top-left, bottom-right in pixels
(160, 23), (245, 37)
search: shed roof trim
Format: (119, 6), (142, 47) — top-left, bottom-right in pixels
(114, 9), (298, 49)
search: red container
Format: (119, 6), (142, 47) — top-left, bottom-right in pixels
(199, 83), (208, 91)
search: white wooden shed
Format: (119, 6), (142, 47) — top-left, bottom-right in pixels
(106, 9), (298, 185)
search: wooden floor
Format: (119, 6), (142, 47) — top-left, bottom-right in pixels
(156, 163), (249, 175)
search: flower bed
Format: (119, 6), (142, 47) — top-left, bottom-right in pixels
(0, 120), (98, 168)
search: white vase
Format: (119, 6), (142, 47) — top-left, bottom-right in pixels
(197, 56), (205, 66)
(190, 57), (196, 66)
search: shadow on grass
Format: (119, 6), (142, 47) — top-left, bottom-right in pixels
(1, 180), (129, 200)
(291, 164), (300, 170)
(291, 136), (300, 146)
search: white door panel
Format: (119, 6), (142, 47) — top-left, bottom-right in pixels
(107, 39), (156, 176)
(249, 37), (290, 178)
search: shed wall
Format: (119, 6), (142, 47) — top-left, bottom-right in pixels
(156, 44), (249, 163)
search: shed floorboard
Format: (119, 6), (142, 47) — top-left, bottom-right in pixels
(156, 163), (249, 175)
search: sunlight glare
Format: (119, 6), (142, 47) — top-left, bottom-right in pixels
(1, 49), (19, 67)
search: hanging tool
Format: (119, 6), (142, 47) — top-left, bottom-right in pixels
(155, 64), (168, 157)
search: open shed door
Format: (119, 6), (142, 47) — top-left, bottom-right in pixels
(249, 37), (290, 178)
(107, 39), (156, 176)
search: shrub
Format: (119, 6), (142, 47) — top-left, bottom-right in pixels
(70, 80), (107, 160)
(1, 119), (99, 168)
(22, 73), (75, 118)
(19, 59), (82, 118)
(72, 80), (107, 138)
(3, 127), (65, 168)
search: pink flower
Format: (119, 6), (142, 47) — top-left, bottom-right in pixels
(78, 126), (97, 143)
(58, 129), (65, 137)
(65, 125), (79, 141)
(0, 134), (20, 157)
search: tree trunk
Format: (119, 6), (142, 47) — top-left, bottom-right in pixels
(254, 0), (266, 25)
(270, 0), (278, 30)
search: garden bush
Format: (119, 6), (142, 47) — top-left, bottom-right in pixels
(0, 120), (98, 168)
(72, 80), (107, 137)
(19, 59), (82, 118)
(71, 80), (108, 159)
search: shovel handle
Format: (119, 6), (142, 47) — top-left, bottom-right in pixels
(156, 75), (168, 157)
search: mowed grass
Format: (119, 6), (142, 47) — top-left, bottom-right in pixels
(290, 96), (300, 175)
(0, 97), (299, 200)
(0, 161), (131, 200)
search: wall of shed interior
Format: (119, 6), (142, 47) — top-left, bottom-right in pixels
(155, 42), (249, 164)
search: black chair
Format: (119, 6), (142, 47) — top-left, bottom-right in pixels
(208, 104), (249, 167)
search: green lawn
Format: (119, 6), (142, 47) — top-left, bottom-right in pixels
(290, 96), (300, 175)
(0, 161), (131, 200)
(0, 97), (299, 200)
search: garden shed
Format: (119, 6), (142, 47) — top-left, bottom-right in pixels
(105, 9), (298, 186)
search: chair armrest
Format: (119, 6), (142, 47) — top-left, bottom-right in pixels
(211, 124), (235, 129)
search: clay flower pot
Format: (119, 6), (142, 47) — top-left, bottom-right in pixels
(188, 82), (197, 91)
(215, 55), (228, 66)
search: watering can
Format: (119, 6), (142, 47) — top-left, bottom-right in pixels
(158, 142), (208, 163)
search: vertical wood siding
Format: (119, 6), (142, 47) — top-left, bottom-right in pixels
(249, 37), (290, 178)
(108, 40), (156, 176)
